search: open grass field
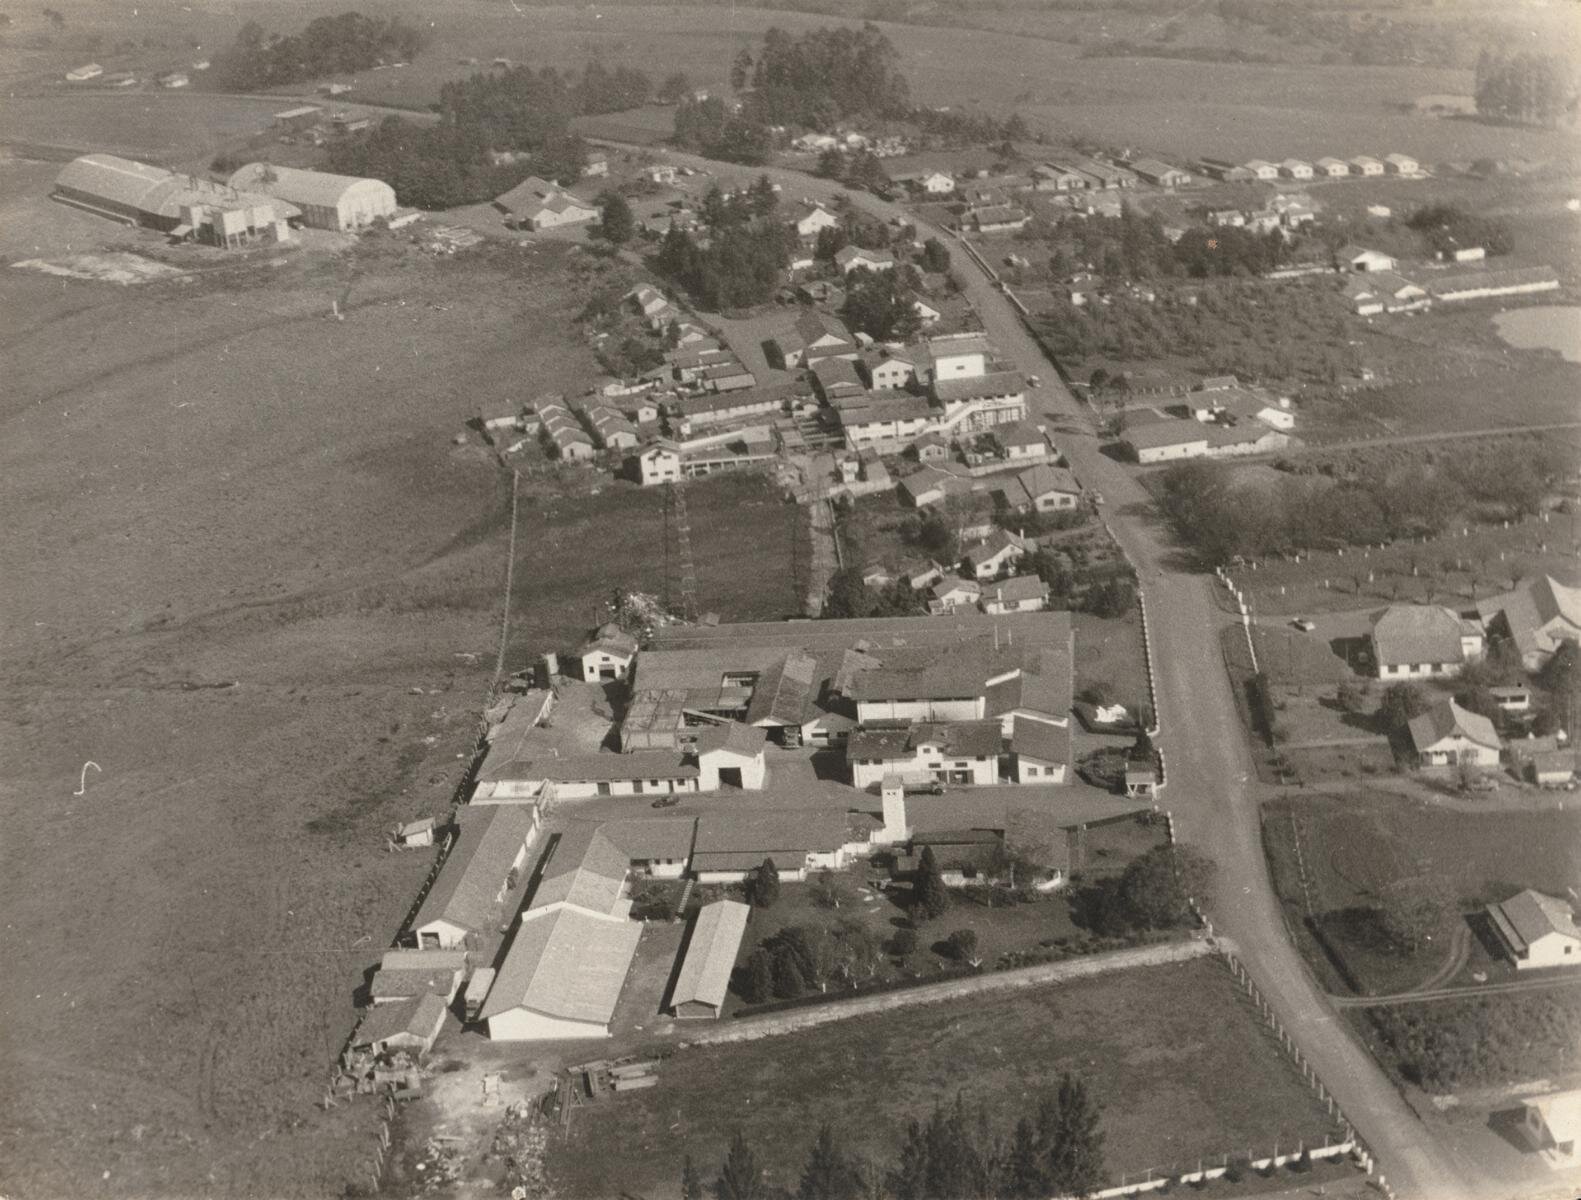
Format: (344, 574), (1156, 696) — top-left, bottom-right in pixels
(0, 225), (793, 1197)
(548, 955), (1344, 1197)
(7, 2), (1578, 170)
(1262, 792), (1581, 997)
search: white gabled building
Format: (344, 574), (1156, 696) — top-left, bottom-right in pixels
(1488, 890), (1581, 972)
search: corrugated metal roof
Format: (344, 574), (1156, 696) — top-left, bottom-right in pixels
(228, 162), (392, 209)
(56, 154), (178, 212)
(671, 900), (749, 1011)
(479, 906), (640, 1023)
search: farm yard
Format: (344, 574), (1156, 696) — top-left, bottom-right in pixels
(548, 956), (1348, 1198)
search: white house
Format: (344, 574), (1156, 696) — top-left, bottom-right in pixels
(912, 298), (942, 326)
(1314, 157), (1350, 178)
(1339, 245), (1398, 273)
(982, 575), (1049, 615)
(835, 245), (896, 274)
(1369, 605), (1478, 679)
(694, 722), (768, 790)
(482, 752), (700, 801)
(1408, 698), (1501, 768)
(636, 444), (683, 487)
(1488, 890), (1581, 972)
(846, 721), (1003, 790)
(1279, 158), (1314, 180)
(1477, 576), (1581, 671)
(1384, 152), (1420, 176)
(966, 530), (1030, 581)
(992, 422), (1049, 463)
(791, 202), (840, 238)
(1009, 714), (1068, 783)
(669, 899), (751, 1018)
(927, 333), (990, 382)
(903, 170), (954, 195)
(481, 902), (639, 1039)
(578, 623), (638, 683)
(928, 577), (983, 615)
(1243, 159), (1280, 181)
(1002, 463), (1080, 512)
(1349, 155), (1385, 177)
(493, 176), (599, 230)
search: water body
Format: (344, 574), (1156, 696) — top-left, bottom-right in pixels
(1493, 306), (1581, 364)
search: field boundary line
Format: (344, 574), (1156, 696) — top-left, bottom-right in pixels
(489, 468), (521, 702)
(683, 939), (1211, 1048)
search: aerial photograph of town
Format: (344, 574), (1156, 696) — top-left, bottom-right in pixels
(1, 0), (1578, 1198)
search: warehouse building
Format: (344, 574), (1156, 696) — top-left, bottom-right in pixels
(227, 163), (396, 231)
(53, 154), (297, 247)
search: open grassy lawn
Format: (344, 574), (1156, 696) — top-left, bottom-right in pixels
(549, 956), (1343, 1197)
(1262, 792), (1581, 997)
(0, 226), (790, 1197)
(1073, 609), (1151, 717)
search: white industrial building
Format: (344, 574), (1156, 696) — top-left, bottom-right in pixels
(227, 163), (396, 231)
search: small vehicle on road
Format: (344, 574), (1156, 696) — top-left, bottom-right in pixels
(1026, 374), (1041, 388)
(1292, 618), (1316, 632)
(650, 792), (681, 808)
(903, 780), (945, 796)
(1465, 776), (1500, 794)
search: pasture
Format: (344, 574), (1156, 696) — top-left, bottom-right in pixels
(0, 231), (792, 1198)
(6, 1), (1578, 169)
(549, 956), (1344, 1198)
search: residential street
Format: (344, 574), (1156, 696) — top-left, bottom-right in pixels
(598, 141), (1490, 1197)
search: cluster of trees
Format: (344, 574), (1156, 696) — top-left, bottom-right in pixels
(1404, 204), (1513, 259)
(1044, 209), (1294, 282)
(673, 95), (775, 164)
(654, 179), (797, 308)
(912, 107), (1029, 148)
(822, 568), (928, 620)
(213, 12), (423, 90)
(691, 1080), (1105, 1200)
(738, 918), (888, 1003)
(1474, 50), (1576, 128)
(815, 146), (892, 193)
(736, 24), (912, 128)
(328, 64), (586, 209)
(1155, 441), (1568, 566)
(1071, 845), (1212, 937)
(1040, 281), (1356, 386)
(574, 59), (654, 115)
(1215, 0), (1488, 68)
(842, 266), (924, 342)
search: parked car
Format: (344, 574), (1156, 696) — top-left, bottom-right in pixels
(650, 792), (681, 808)
(1292, 618), (1316, 632)
(1465, 776), (1500, 793)
(1026, 374), (1041, 388)
(903, 780), (945, 796)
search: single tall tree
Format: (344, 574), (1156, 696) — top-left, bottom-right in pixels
(597, 190), (635, 244)
(714, 1131), (764, 1200)
(800, 1123), (860, 1200)
(683, 1154), (705, 1200)
(913, 845), (951, 921)
(1040, 1074), (1106, 1198)
(750, 858), (781, 908)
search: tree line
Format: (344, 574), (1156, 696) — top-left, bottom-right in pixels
(1156, 440), (1569, 566)
(689, 1081), (1106, 1199)
(213, 11), (423, 91)
(1474, 50), (1576, 128)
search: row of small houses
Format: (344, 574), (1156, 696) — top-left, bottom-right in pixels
(1198, 153), (1423, 182)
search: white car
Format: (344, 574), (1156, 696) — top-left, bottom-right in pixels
(1026, 374), (1041, 388)
(1292, 618), (1316, 632)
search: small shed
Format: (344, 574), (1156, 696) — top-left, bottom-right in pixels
(669, 899), (750, 1018)
(1124, 763), (1158, 798)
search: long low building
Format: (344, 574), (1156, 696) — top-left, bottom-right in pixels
(227, 163), (395, 231)
(480, 904), (642, 1040)
(409, 806), (540, 949)
(54, 154), (298, 247)
(691, 809), (855, 882)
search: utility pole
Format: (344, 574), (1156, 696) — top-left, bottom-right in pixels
(665, 480), (697, 622)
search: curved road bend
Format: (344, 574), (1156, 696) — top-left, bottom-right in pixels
(591, 143), (1483, 1197)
